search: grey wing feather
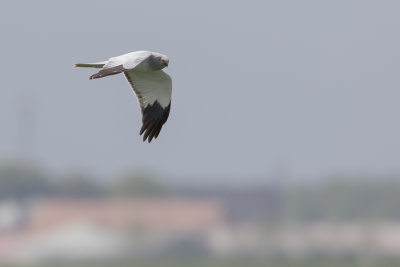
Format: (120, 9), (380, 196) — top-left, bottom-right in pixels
(87, 52), (152, 80)
(124, 70), (172, 143)
(75, 61), (107, 68)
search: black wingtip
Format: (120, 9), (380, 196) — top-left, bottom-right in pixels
(139, 101), (171, 143)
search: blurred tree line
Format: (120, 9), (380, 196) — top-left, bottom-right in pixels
(1, 162), (400, 221)
(283, 176), (400, 221)
(0, 162), (166, 199)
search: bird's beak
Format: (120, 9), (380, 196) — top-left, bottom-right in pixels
(162, 59), (169, 67)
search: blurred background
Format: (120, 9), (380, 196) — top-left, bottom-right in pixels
(1, 1), (400, 266)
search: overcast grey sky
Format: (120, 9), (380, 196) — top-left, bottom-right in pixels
(0, 1), (399, 182)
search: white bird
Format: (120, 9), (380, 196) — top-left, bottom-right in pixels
(75, 50), (172, 143)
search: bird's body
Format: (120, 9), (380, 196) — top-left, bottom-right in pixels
(75, 51), (172, 143)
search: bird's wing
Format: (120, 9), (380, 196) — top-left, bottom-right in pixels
(89, 51), (152, 80)
(124, 69), (172, 143)
(75, 61), (108, 68)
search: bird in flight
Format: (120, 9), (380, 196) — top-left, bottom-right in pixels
(75, 50), (172, 143)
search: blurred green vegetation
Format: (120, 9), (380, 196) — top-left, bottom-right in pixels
(2, 161), (400, 221)
(109, 169), (167, 197)
(0, 162), (54, 198)
(0, 162), (165, 198)
(283, 177), (400, 221)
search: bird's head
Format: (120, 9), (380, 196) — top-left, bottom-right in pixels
(160, 56), (169, 68)
(151, 52), (169, 69)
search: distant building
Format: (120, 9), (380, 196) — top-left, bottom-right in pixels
(29, 197), (224, 233)
(3, 196), (400, 263)
(0, 199), (29, 231)
(0, 197), (225, 263)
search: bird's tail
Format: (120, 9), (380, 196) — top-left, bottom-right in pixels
(74, 61), (107, 68)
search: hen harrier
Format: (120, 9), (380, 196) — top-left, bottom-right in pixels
(75, 50), (172, 143)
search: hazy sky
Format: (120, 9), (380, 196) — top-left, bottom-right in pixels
(0, 1), (399, 183)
